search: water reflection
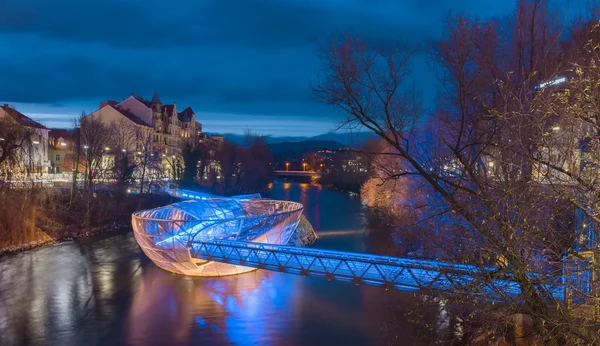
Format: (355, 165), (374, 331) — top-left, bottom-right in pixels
(0, 182), (444, 345)
(126, 265), (305, 345)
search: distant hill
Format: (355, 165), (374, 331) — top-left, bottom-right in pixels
(204, 132), (306, 146)
(205, 131), (377, 147)
(268, 140), (345, 162)
(308, 131), (378, 148)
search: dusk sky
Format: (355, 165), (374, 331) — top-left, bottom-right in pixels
(0, 0), (576, 136)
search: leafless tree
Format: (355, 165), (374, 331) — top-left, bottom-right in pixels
(69, 115), (82, 207)
(134, 129), (160, 195)
(314, 2), (598, 342)
(78, 112), (113, 230)
(0, 116), (35, 186)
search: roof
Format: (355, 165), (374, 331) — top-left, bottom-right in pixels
(178, 107), (194, 121)
(151, 91), (161, 103)
(113, 105), (152, 127)
(100, 101), (118, 109)
(162, 104), (175, 115)
(48, 129), (74, 150)
(49, 129), (73, 141)
(135, 97), (153, 108)
(0, 105), (47, 129)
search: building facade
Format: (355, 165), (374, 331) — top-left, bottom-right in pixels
(88, 92), (218, 180)
(0, 104), (51, 175)
(95, 92), (202, 156)
(47, 129), (75, 174)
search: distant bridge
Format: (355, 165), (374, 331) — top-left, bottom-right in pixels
(274, 170), (320, 178)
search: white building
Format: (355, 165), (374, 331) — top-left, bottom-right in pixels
(0, 104), (51, 175)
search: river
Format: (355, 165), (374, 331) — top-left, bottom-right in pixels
(0, 181), (448, 346)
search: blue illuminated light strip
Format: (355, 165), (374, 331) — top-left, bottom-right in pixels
(191, 238), (565, 300)
(135, 188), (567, 299)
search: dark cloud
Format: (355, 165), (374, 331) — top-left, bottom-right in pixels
(0, 0), (518, 135)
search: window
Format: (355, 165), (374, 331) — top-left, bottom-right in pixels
(55, 154), (60, 161)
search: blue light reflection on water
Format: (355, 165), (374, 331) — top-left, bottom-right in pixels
(0, 181), (444, 346)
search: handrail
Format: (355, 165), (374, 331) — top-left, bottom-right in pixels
(190, 238), (565, 300)
(133, 199), (304, 223)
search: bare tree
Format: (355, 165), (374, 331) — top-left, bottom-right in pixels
(0, 116), (35, 185)
(180, 139), (207, 189)
(314, 4), (598, 342)
(70, 115), (82, 207)
(134, 128), (159, 195)
(163, 150), (183, 184)
(238, 134), (274, 193)
(78, 112), (113, 230)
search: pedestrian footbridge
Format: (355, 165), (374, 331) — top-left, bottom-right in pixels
(133, 187), (573, 301)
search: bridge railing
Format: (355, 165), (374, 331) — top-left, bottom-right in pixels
(191, 238), (564, 300)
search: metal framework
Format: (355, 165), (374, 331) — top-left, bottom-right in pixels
(132, 197), (308, 276)
(133, 189), (570, 299)
(191, 238), (565, 300)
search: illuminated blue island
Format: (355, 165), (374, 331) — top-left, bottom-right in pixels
(132, 195), (316, 276)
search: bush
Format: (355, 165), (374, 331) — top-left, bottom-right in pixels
(0, 185), (172, 250)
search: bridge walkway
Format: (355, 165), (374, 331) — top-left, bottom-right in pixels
(192, 238), (564, 300)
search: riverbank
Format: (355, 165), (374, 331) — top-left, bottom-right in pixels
(0, 223), (133, 256)
(0, 181), (449, 345)
(0, 187), (174, 256)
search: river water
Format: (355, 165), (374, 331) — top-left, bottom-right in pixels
(0, 182), (446, 346)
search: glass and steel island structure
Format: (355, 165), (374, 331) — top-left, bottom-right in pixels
(132, 195), (316, 276)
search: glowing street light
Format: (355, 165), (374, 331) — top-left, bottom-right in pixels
(122, 149), (127, 152)
(105, 147), (110, 151)
(302, 162), (307, 171)
(0, 138), (4, 141)
(83, 145), (89, 149)
(286, 162), (290, 171)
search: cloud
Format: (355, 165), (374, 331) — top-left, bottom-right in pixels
(0, 0), (517, 134)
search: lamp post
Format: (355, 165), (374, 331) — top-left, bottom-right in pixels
(286, 162), (290, 171)
(303, 162), (307, 171)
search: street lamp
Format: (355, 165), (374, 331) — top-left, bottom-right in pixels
(286, 162), (290, 171)
(302, 162), (307, 171)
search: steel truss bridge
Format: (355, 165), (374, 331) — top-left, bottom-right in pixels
(156, 184), (580, 301)
(191, 238), (566, 301)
